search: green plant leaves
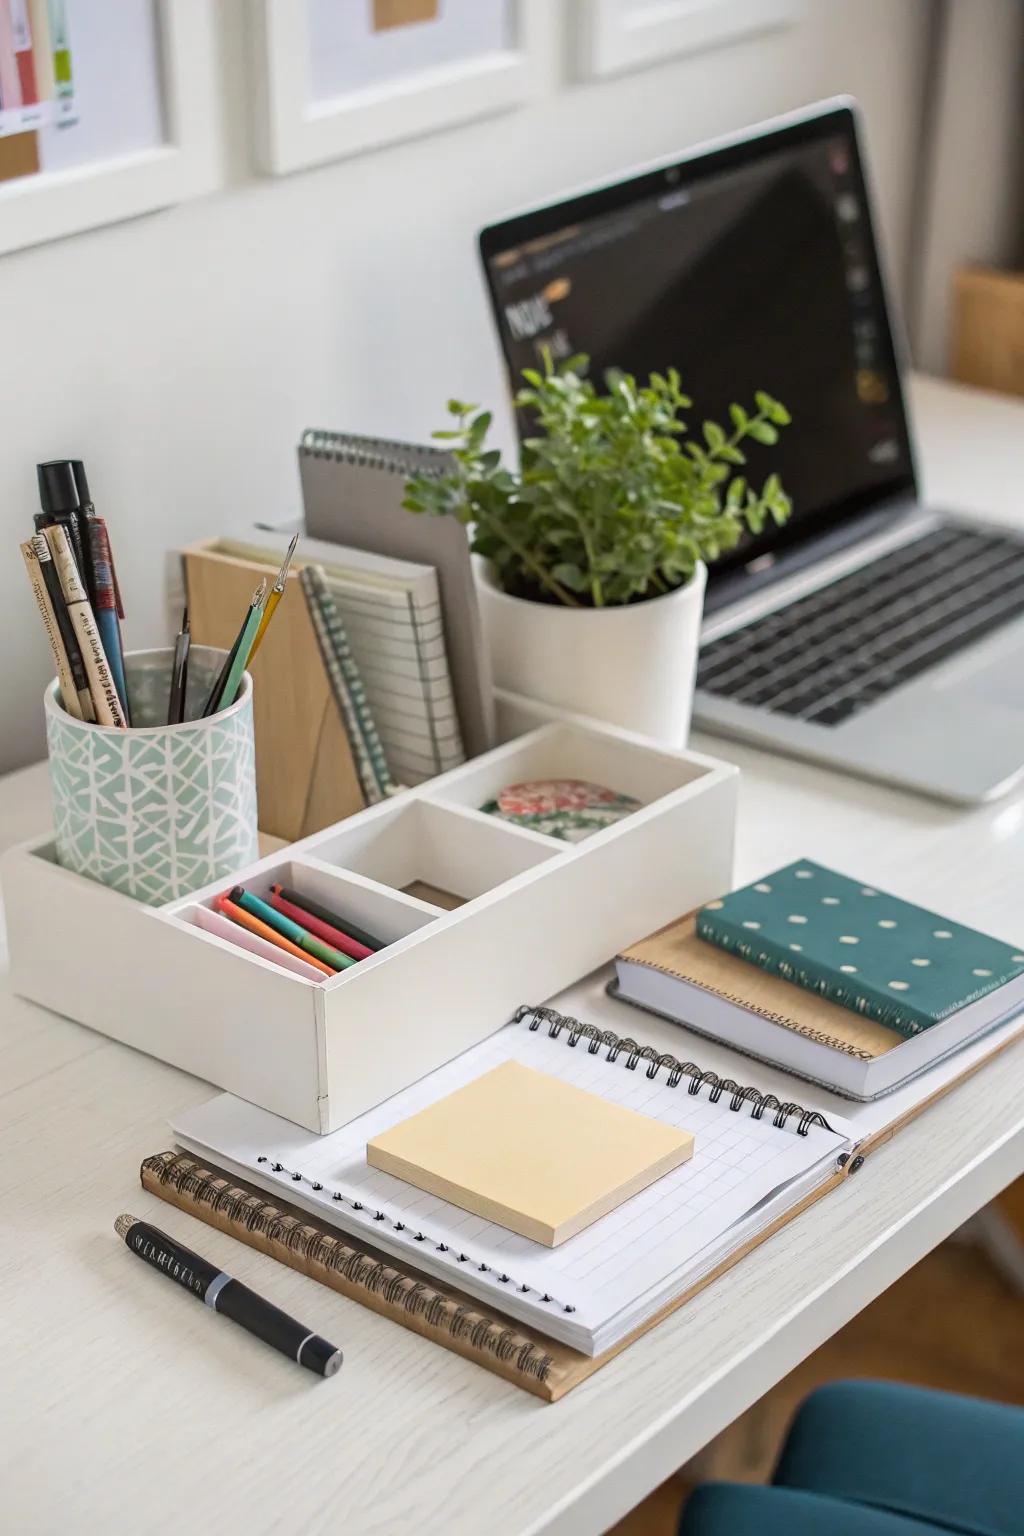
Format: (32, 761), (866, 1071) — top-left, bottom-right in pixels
(404, 356), (792, 607)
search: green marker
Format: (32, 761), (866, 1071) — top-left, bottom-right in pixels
(216, 582), (266, 713)
(231, 888), (357, 972)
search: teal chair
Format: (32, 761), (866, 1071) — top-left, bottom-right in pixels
(679, 1380), (1024, 1536)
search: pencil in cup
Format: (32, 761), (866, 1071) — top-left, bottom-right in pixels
(247, 531), (298, 665)
(230, 887), (358, 972)
(45, 524), (126, 728)
(215, 895), (335, 978)
(20, 539), (83, 720)
(28, 532), (95, 720)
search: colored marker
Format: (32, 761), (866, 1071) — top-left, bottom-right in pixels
(231, 887), (357, 972)
(202, 579), (265, 718)
(267, 888), (373, 961)
(215, 894), (334, 977)
(273, 884), (385, 953)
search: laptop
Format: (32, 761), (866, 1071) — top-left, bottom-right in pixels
(478, 98), (1024, 804)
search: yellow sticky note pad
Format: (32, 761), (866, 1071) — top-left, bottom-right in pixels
(367, 1061), (695, 1246)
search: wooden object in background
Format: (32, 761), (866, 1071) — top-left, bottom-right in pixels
(0, 133), (40, 184)
(951, 266), (1024, 398)
(373, 0), (438, 28)
(184, 544), (365, 843)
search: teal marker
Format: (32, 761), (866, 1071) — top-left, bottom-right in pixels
(216, 590), (265, 712)
(231, 887), (357, 971)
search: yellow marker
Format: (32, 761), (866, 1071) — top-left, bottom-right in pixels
(247, 532), (298, 663)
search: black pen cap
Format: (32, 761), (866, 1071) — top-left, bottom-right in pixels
(37, 460), (80, 515)
(70, 460), (92, 510)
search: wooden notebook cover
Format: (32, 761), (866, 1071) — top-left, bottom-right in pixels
(143, 1014), (1024, 1405)
(621, 913), (903, 1059)
(141, 1150), (846, 1402)
(367, 1061), (694, 1246)
(184, 545), (365, 842)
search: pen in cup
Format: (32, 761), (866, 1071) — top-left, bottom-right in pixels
(167, 607), (191, 725)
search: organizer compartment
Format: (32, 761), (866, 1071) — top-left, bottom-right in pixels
(186, 854), (441, 945)
(2, 716), (740, 1133)
(427, 721), (705, 827)
(313, 798), (559, 905)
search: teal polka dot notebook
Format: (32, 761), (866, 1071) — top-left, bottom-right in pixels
(696, 860), (1024, 1038)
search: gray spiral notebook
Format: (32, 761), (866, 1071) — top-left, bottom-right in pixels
(299, 429), (495, 758)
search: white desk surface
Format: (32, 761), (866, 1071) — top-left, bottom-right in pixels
(3, 375), (1024, 1536)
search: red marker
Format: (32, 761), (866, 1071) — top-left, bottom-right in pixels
(268, 887), (373, 961)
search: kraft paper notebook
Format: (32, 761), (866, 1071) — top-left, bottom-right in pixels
(166, 990), (1024, 1398)
(613, 912), (1024, 1100)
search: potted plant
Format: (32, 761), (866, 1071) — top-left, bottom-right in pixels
(404, 353), (791, 744)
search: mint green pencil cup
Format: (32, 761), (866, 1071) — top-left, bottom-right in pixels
(45, 646), (259, 906)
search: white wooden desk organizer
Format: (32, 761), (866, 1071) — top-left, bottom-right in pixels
(3, 705), (737, 1132)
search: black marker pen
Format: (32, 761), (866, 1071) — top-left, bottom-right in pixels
(114, 1214), (343, 1378)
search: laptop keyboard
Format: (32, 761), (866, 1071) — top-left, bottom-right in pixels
(696, 526), (1024, 728)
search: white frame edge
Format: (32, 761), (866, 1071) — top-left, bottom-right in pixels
(0, 0), (220, 257)
(253, 0), (540, 176)
(575, 0), (801, 81)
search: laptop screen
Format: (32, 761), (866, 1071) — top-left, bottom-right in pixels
(479, 105), (916, 584)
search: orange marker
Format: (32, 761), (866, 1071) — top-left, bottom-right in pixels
(215, 894), (335, 977)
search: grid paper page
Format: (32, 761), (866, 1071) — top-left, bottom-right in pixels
(175, 1017), (846, 1337)
(328, 576), (464, 780)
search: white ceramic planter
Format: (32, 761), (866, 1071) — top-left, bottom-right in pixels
(475, 558), (707, 747)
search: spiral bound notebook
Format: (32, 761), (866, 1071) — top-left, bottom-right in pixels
(140, 1151), (587, 1401)
(209, 532), (465, 785)
(298, 428), (495, 759)
(172, 1007), (855, 1357)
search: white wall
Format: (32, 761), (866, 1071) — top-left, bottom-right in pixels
(0, 0), (931, 771)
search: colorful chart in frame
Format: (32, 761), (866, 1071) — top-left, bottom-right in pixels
(0, 0), (76, 179)
(0, 0), (164, 186)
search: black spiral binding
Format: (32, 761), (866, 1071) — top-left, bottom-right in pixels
(241, 1007), (836, 1322)
(515, 1005), (836, 1137)
(145, 1153), (555, 1384)
(300, 428), (451, 479)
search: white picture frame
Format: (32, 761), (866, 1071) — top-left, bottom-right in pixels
(253, 0), (540, 175)
(575, 0), (801, 80)
(0, 0), (220, 257)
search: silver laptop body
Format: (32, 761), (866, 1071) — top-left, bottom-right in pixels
(479, 99), (1024, 804)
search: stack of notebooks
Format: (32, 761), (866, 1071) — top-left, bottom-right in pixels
(140, 860), (1024, 1401)
(614, 859), (1024, 1099)
(184, 533), (466, 841)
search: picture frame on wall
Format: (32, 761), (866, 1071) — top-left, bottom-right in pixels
(0, 0), (219, 257)
(253, 0), (540, 175)
(574, 0), (801, 80)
